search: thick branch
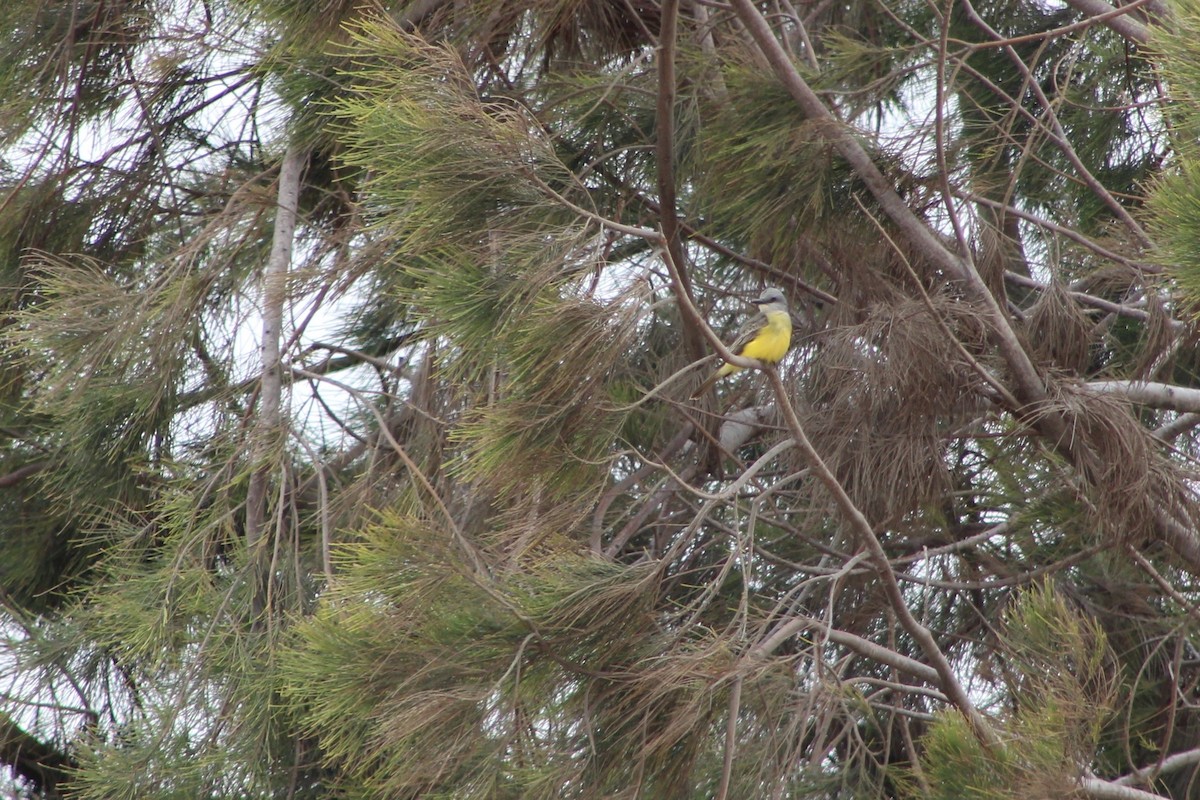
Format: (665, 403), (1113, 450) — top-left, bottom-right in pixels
(246, 145), (305, 552)
(1085, 381), (1200, 414)
(1079, 777), (1169, 800)
(657, 0), (707, 364)
(1061, 0), (1153, 44)
(0, 460), (48, 488)
(1005, 273), (1177, 328)
(1116, 746), (1200, 787)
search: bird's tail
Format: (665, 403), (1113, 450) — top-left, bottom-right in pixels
(690, 362), (737, 399)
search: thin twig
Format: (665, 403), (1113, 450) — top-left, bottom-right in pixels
(960, 0), (1152, 248)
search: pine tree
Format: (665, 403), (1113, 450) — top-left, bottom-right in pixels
(2, 0), (1200, 798)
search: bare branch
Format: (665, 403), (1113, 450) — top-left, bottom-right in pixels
(1115, 746), (1200, 787)
(960, 0), (1153, 249)
(1060, 0), (1154, 44)
(1079, 776), (1169, 800)
(657, 0), (706, 364)
(1085, 380), (1200, 414)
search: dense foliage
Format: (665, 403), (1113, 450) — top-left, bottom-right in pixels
(2, 0), (1200, 798)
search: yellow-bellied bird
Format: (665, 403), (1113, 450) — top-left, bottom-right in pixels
(691, 288), (792, 398)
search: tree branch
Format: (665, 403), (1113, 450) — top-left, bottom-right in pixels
(0, 460), (49, 488)
(748, 614), (944, 685)
(726, 0), (1200, 573)
(1060, 0), (1153, 44)
(662, 258), (1004, 750)
(0, 712), (73, 799)
(1115, 746), (1200, 787)
(1079, 776), (1169, 800)
(726, 0), (1050, 415)
(244, 145), (305, 621)
(657, 0), (707, 364)
(960, 0), (1153, 249)
(246, 146), (304, 552)
(1085, 380), (1200, 414)
(764, 365), (1002, 751)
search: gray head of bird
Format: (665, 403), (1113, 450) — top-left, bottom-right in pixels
(753, 288), (788, 309)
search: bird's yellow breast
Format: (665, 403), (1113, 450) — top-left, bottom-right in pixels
(739, 309), (792, 364)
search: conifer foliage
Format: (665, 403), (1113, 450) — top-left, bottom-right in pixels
(2, 0), (1200, 797)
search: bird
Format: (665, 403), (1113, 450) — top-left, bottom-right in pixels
(691, 288), (792, 398)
